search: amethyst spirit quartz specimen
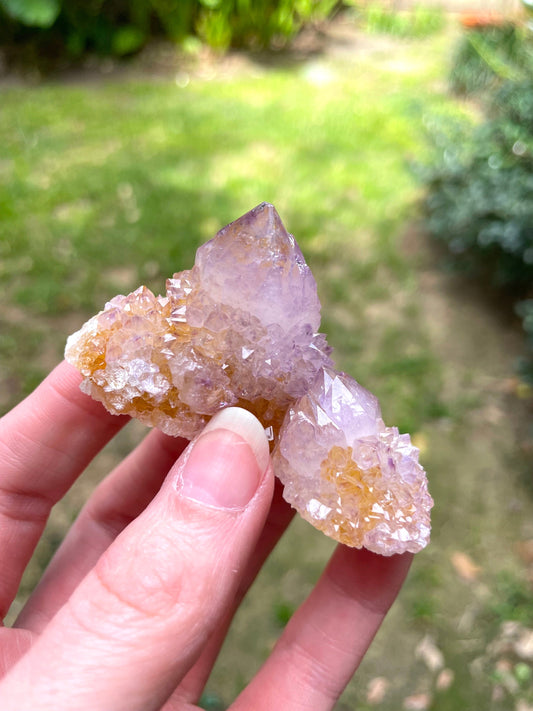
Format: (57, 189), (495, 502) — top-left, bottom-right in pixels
(65, 203), (433, 555)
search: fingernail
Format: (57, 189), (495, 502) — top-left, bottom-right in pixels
(179, 407), (270, 509)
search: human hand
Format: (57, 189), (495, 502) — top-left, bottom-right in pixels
(0, 361), (412, 711)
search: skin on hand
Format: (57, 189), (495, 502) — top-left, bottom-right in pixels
(0, 361), (412, 711)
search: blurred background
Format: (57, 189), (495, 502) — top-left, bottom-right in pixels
(1, 1), (532, 709)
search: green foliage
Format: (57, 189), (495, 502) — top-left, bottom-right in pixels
(362, 3), (445, 39)
(422, 26), (533, 382)
(0, 0), (340, 57)
(495, 78), (533, 130)
(423, 114), (533, 289)
(450, 23), (533, 96)
(0, 0), (60, 27)
(111, 25), (146, 56)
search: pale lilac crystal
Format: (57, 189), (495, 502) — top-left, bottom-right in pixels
(195, 203), (321, 334)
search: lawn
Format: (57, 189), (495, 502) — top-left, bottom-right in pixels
(1, 16), (532, 711)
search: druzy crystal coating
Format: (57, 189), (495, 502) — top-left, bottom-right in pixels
(65, 202), (433, 554)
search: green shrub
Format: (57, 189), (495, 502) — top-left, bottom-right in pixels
(0, 0), (340, 57)
(422, 28), (533, 381)
(424, 111), (533, 289)
(0, 0), (60, 27)
(450, 23), (533, 96)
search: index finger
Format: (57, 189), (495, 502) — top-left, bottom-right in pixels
(0, 360), (128, 621)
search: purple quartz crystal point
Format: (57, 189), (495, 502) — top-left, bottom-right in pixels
(65, 203), (333, 442)
(196, 202), (322, 334)
(273, 367), (433, 554)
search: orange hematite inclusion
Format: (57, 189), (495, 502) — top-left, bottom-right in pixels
(76, 287), (192, 378)
(318, 445), (394, 547)
(70, 288), (204, 430)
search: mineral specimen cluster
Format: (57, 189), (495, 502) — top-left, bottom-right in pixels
(66, 202), (433, 554)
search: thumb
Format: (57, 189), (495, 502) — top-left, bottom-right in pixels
(3, 408), (272, 711)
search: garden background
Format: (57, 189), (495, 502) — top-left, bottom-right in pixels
(1, 1), (532, 709)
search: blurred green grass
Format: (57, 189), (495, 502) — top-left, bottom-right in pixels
(1, 20), (532, 711)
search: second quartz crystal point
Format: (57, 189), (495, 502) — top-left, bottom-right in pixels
(65, 202), (433, 554)
(273, 368), (433, 554)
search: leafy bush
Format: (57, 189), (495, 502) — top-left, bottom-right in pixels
(1, 0), (60, 27)
(450, 23), (533, 95)
(423, 110), (533, 290)
(0, 0), (339, 58)
(422, 26), (533, 382)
